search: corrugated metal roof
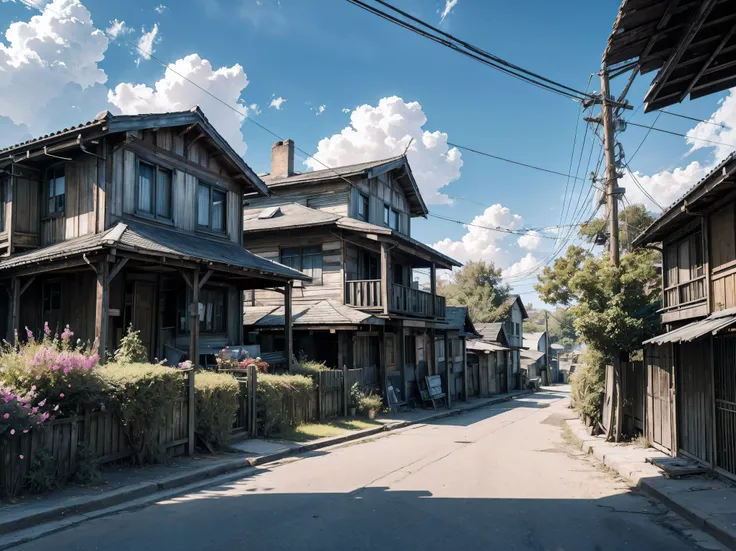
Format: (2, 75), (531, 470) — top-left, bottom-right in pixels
(244, 299), (383, 327)
(643, 309), (736, 345)
(523, 332), (545, 349)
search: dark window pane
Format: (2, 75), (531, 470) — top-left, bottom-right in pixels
(281, 247), (300, 269)
(211, 189), (226, 232)
(197, 184), (210, 226)
(157, 169), (172, 218)
(383, 205), (390, 226)
(390, 210), (399, 231)
(358, 193), (368, 220)
(138, 162), (154, 213)
(302, 246), (323, 284)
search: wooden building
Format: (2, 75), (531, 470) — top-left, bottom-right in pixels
(243, 139), (474, 404)
(0, 108), (306, 364)
(521, 331), (547, 380)
(633, 151), (736, 479)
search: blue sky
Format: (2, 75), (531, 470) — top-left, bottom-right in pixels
(2, 0), (734, 306)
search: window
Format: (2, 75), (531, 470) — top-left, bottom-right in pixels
(137, 161), (172, 219)
(46, 165), (65, 215)
(42, 281), (62, 312)
(280, 245), (323, 285)
(390, 209), (400, 231)
(358, 249), (379, 280)
(0, 176), (6, 232)
(357, 193), (369, 221)
(383, 204), (390, 227)
(198, 288), (226, 333)
(197, 182), (227, 233)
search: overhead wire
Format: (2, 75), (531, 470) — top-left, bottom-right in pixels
(626, 121), (736, 150)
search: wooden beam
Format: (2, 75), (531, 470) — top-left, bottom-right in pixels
(19, 276), (36, 297)
(284, 282), (293, 370)
(380, 242), (390, 315)
(5, 173), (13, 255)
(6, 277), (19, 343)
(462, 338), (468, 401)
(190, 269), (200, 367)
(430, 262), (437, 316)
(95, 261), (110, 361)
(108, 257), (129, 283)
(198, 269), (214, 290)
(680, 23), (736, 102)
(180, 270), (193, 289)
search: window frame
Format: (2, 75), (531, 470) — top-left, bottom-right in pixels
(390, 209), (400, 231)
(192, 286), (228, 334)
(196, 181), (228, 235)
(383, 204), (390, 227)
(0, 176), (6, 233)
(136, 160), (173, 222)
(357, 193), (369, 222)
(279, 245), (323, 285)
(42, 280), (62, 312)
(45, 164), (66, 217)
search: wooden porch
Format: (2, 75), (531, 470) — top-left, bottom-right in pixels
(344, 279), (446, 318)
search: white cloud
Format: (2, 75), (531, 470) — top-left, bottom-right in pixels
(106, 19), (130, 39)
(155, 4), (166, 14)
(108, 53), (250, 154)
(342, 107), (351, 114)
(316, 104), (326, 116)
(439, 0), (457, 23)
(308, 96), (463, 204)
(0, 0), (109, 143)
(502, 253), (539, 279)
(432, 204), (523, 266)
(620, 161), (709, 212)
(686, 90), (736, 163)
(249, 103), (261, 115)
(269, 96), (286, 110)
(517, 230), (542, 251)
(135, 23), (159, 65)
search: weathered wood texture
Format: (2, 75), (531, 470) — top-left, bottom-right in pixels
(248, 181), (349, 216)
(621, 360), (646, 434)
(677, 340), (712, 464)
(646, 344), (674, 454)
(714, 336), (736, 477)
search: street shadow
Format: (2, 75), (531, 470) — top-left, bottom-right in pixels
(425, 395), (562, 428)
(34, 480), (698, 551)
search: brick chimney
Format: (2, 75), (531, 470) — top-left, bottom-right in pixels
(271, 139), (295, 178)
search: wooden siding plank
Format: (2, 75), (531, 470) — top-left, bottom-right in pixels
(123, 150), (136, 214)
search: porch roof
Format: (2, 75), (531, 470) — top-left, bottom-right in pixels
(244, 299), (384, 328)
(0, 221), (309, 281)
(643, 308), (736, 344)
(521, 349), (545, 361)
(467, 340), (510, 353)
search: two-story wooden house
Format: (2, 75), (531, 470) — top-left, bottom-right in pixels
(633, 151), (736, 479)
(0, 108), (306, 363)
(242, 139), (468, 404)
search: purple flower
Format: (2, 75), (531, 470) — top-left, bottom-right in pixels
(51, 364), (60, 371)
(9, 429), (14, 435)
(23, 429), (28, 434)
(40, 412), (50, 423)
(38, 399), (46, 407)
(61, 325), (74, 341)
(2, 413), (8, 420)
(63, 367), (72, 375)
(35, 375), (41, 381)
(25, 326), (33, 340)
(30, 385), (36, 392)
(59, 393), (65, 398)
(43, 321), (51, 336)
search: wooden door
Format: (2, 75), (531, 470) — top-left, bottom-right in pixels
(714, 336), (736, 476)
(132, 281), (156, 361)
(646, 344), (674, 454)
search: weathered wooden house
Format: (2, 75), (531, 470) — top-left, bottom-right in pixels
(521, 331), (547, 380)
(242, 139), (474, 404)
(0, 108), (306, 363)
(633, 151), (736, 479)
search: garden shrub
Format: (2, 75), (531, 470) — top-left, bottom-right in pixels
(100, 363), (185, 464)
(113, 325), (149, 364)
(26, 450), (57, 494)
(357, 394), (382, 416)
(256, 373), (313, 436)
(290, 360), (329, 380)
(73, 444), (103, 485)
(195, 371), (240, 448)
(570, 348), (606, 424)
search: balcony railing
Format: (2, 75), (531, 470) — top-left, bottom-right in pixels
(344, 280), (446, 318)
(662, 275), (706, 311)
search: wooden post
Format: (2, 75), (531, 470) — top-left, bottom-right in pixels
(95, 261), (110, 361)
(6, 277), (19, 343)
(379, 326), (388, 401)
(710, 336), (717, 467)
(444, 331), (451, 408)
(187, 368), (195, 456)
(6, 174), (14, 255)
(318, 370), (325, 422)
(670, 342), (678, 455)
(284, 281), (293, 370)
(189, 269), (200, 367)
(342, 363), (349, 417)
(380, 242), (390, 315)
(430, 262), (437, 316)
(462, 338), (468, 401)
(428, 328), (436, 376)
(248, 364), (258, 436)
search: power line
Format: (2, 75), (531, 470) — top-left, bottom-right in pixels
(427, 213), (559, 240)
(346, 0), (594, 102)
(627, 121), (736, 150)
(625, 166), (664, 211)
(660, 109), (729, 128)
(624, 111), (661, 168)
(447, 142), (586, 180)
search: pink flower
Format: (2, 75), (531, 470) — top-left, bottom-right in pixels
(68, 384), (72, 388)
(23, 429), (28, 434)
(25, 326), (33, 339)
(9, 429), (14, 435)
(38, 399), (46, 407)
(2, 413), (8, 419)
(51, 364), (60, 371)
(35, 375), (41, 381)
(19, 455), (24, 460)
(61, 324), (74, 341)
(44, 321), (51, 336)
(30, 385), (36, 392)
(53, 405), (59, 411)
(63, 367), (72, 375)
(59, 393), (65, 398)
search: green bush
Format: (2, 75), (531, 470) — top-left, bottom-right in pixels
(195, 371), (240, 448)
(113, 325), (149, 364)
(290, 360), (329, 380)
(570, 348), (605, 424)
(357, 394), (382, 416)
(26, 450), (58, 494)
(257, 373), (313, 437)
(100, 363), (185, 464)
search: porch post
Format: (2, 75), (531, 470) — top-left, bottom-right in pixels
(462, 338), (468, 401)
(430, 262), (437, 316)
(444, 331), (451, 408)
(94, 261), (110, 361)
(7, 277), (19, 343)
(380, 242), (390, 315)
(189, 269), (200, 366)
(284, 281), (293, 370)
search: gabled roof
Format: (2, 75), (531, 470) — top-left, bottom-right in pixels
(474, 323), (509, 345)
(633, 152), (736, 246)
(0, 221), (308, 281)
(244, 299), (383, 328)
(0, 107), (269, 197)
(243, 202), (461, 269)
(523, 332), (546, 350)
(444, 306), (481, 338)
(521, 349), (545, 362)
(260, 155), (429, 217)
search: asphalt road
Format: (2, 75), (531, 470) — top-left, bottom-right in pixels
(16, 388), (716, 551)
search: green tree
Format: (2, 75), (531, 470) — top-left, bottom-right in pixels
(579, 203), (655, 253)
(446, 261), (511, 323)
(548, 308), (578, 348)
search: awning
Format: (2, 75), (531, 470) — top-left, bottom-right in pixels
(467, 340), (510, 353)
(643, 309), (736, 345)
(521, 349), (545, 361)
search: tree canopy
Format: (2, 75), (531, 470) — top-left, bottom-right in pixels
(444, 261), (512, 323)
(579, 204), (655, 253)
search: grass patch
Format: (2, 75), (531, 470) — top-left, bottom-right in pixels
(632, 434), (652, 449)
(560, 420), (583, 449)
(276, 419), (382, 443)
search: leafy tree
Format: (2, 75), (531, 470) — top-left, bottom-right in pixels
(548, 308), (578, 348)
(446, 261), (511, 323)
(579, 203), (655, 253)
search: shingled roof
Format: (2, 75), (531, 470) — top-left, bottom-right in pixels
(244, 300), (383, 328)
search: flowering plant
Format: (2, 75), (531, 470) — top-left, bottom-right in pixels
(240, 357), (269, 373)
(0, 385), (49, 439)
(214, 348), (268, 372)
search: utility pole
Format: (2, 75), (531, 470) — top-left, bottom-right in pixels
(600, 68), (620, 267)
(544, 311), (551, 385)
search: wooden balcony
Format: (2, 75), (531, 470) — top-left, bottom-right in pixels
(661, 275), (707, 323)
(344, 280), (446, 318)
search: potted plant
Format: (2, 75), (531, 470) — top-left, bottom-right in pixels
(349, 383), (362, 417)
(358, 394), (383, 420)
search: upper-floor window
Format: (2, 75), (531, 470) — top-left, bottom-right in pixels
(197, 182), (226, 233)
(46, 165), (65, 216)
(390, 209), (400, 231)
(664, 232), (704, 288)
(281, 245), (323, 285)
(137, 161), (172, 220)
(357, 193), (369, 222)
(383, 204), (390, 227)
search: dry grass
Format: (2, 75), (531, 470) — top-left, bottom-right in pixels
(276, 419), (381, 443)
(560, 421), (583, 449)
(632, 434), (652, 449)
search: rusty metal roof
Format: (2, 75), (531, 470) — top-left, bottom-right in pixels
(643, 308), (736, 344)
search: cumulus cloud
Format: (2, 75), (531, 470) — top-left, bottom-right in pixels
(517, 230), (542, 251)
(308, 96), (463, 204)
(136, 24), (159, 65)
(249, 103), (261, 115)
(269, 96), (286, 110)
(108, 53), (250, 154)
(432, 204), (523, 266)
(502, 253), (539, 278)
(155, 4), (166, 14)
(0, 0), (109, 141)
(439, 0), (457, 23)
(686, 90), (736, 163)
(106, 19), (130, 39)
(342, 107), (351, 114)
